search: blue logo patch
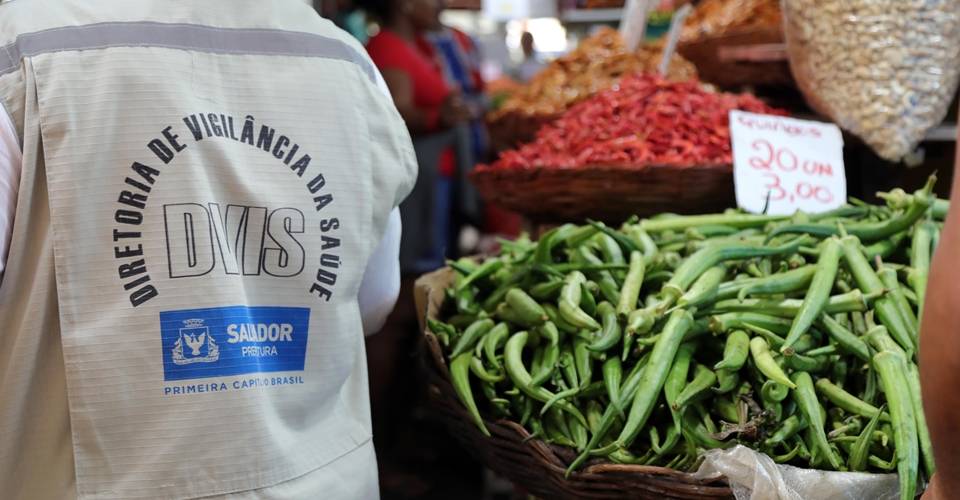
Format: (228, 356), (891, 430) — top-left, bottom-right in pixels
(160, 306), (310, 381)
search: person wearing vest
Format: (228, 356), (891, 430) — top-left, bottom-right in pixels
(0, 1), (417, 498)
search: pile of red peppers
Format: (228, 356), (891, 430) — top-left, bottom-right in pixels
(483, 75), (786, 170)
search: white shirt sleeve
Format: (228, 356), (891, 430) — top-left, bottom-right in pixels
(358, 208), (401, 336)
(356, 68), (406, 336)
(0, 104), (21, 283)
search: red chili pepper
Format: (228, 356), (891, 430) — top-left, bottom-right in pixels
(480, 75), (786, 172)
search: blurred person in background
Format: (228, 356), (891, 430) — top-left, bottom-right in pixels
(418, 8), (488, 162)
(322, 0), (369, 43)
(360, 0), (469, 273)
(417, 3), (493, 253)
(421, 4), (525, 247)
(355, 0), (478, 496)
(514, 31), (544, 83)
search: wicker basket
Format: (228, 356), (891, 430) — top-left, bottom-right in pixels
(486, 111), (557, 153)
(414, 269), (735, 500)
(470, 163), (735, 225)
(678, 27), (792, 88)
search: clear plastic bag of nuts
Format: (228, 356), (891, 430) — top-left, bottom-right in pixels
(783, 0), (960, 162)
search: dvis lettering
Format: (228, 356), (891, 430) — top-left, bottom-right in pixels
(164, 203), (305, 279)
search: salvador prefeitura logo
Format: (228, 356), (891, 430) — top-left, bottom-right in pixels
(172, 318), (220, 365)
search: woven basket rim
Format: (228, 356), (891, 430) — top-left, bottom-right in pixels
(678, 24), (785, 49)
(468, 162), (736, 224)
(472, 162), (731, 178)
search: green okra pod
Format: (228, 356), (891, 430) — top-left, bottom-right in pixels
(711, 290), (871, 319)
(769, 179), (934, 242)
(457, 259), (504, 291)
(559, 347), (578, 389)
(450, 353), (490, 436)
(750, 337), (796, 389)
(529, 279), (564, 301)
(792, 371), (843, 470)
(906, 363), (936, 477)
(672, 364), (717, 411)
(909, 220), (936, 317)
(558, 271), (601, 330)
(818, 315), (871, 363)
(450, 319), (495, 358)
(573, 337), (593, 390)
(878, 265), (918, 332)
(567, 353), (651, 473)
(676, 265), (726, 308)
(580, 281), (598, 316)
(783, 352), (830, 373)
(589, 302), (622, 352)
(586, 400), (604, 435)
(710, 313), (792, 337)
(665, 342), (696, 434)
(616, 310), (695, 448)
(470, 357), (504, 383)
(713, 330), (751, 372)
(617, 251), (646, 318)
(602, 356), (623, 416)
(714, 395), (740, 423)
(761, 379), (790, 403)
(840, 236), (916, 356)
(662, 237), (809, 303)
(717, 265), (816, 301)
(714, 369), (739, 394)
(765, 415), (807, 447)
(782, 238), (843, 354)
(872, 350), (919, 500)
(531, 322), (561, 387)
(543, 303), (578, 334)
(815, 378), (889, 422)
(641, 213), (789, 233)
(482, 322), (510, 370)
(504, 331), (587, 427)
(849, 406), (885, 472)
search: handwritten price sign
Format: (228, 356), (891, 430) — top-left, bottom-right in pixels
(730, 111), (847, 215)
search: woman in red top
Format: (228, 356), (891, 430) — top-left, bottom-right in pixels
(361, 0), (470, 280)
(362, 0), (468, 138)
(358, 4), (474, 489)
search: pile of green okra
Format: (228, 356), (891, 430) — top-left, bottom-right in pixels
(428, 177), (946, 500)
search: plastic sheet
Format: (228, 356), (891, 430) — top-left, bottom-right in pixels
(693, 445), (900, 500)
(783, 0), (960, 162)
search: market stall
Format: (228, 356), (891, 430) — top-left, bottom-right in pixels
(419, 183), (945, 499)
(410, 0), (960, 498)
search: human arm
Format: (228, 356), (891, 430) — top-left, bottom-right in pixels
(379, 68), (469, 135)
(358, 208), (401, 336)
(919, 129), (960, 499)
(379, 68), (434, 133)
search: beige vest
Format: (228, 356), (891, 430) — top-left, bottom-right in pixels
(0, 1), (416, 498)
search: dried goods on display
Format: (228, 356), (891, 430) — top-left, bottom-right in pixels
(480, 74), (785, 170)
(783, 0), (960, 161)
(681, 0), (781, 43)
(489, 28), (698, 121)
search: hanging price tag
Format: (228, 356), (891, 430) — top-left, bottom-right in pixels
(730, 111), (847, 215)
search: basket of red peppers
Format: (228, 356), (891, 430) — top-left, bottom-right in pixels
(472, 74), (787, 223)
